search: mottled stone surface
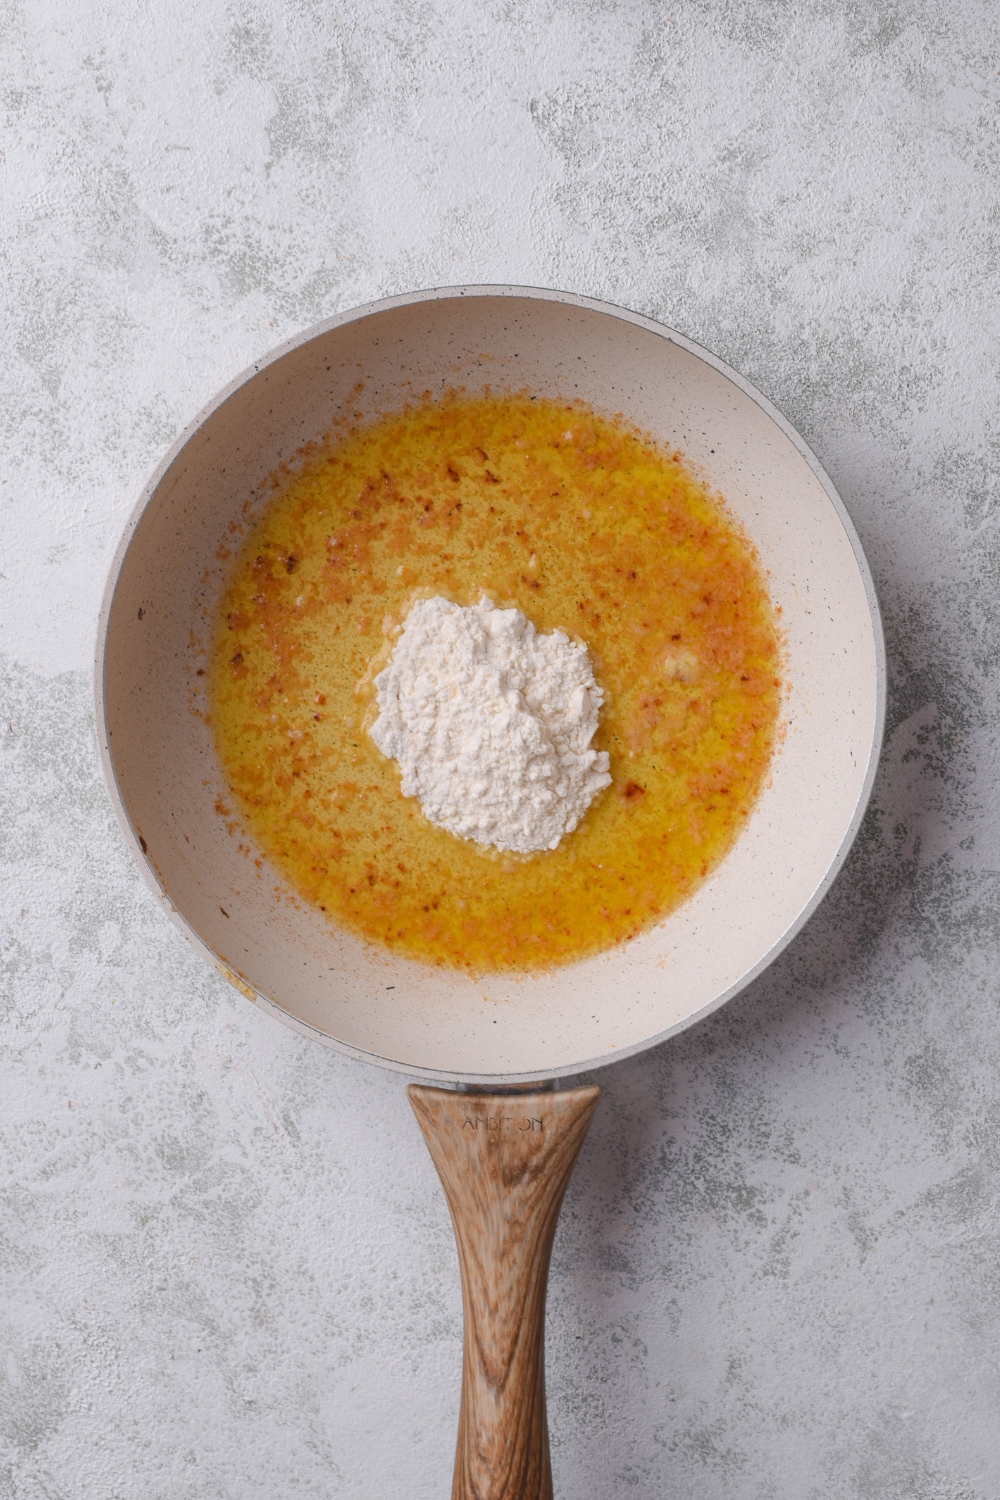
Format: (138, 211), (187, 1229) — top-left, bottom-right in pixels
(3, 1), (1000, 1495)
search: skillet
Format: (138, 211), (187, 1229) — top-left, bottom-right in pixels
(96, 286), (885, 1497)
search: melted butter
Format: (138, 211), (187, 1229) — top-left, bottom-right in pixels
(209, 396), (782, 973)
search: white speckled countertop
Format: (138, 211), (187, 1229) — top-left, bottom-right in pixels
(3, 2), (1000, 1495)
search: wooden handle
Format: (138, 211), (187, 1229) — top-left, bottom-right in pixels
(408, 1084), (601, 1500)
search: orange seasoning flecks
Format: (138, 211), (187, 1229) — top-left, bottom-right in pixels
(208, 395), (782, 973)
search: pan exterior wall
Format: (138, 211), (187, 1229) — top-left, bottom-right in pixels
(2, 1), (998, 1497)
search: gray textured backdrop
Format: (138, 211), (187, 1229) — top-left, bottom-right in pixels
(3, 2), (1000, 1496)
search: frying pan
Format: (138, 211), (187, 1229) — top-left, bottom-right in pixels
(96, 286), (885, 1498)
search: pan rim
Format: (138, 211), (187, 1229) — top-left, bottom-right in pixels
(94, 283), (887, 1084)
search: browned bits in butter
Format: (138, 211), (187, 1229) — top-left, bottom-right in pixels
(209, 395), (781, 973)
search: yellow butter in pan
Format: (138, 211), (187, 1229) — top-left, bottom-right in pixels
(209, 395), (782, 973)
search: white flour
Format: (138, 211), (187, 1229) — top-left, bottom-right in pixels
(369, 596), (612, 854)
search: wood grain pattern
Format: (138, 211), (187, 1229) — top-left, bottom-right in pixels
(408, 1085), (601, 1500)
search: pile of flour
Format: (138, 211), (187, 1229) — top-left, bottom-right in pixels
(369, 596), (612, 854)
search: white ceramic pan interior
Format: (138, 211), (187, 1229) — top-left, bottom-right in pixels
(96, 287), (885, 1084)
